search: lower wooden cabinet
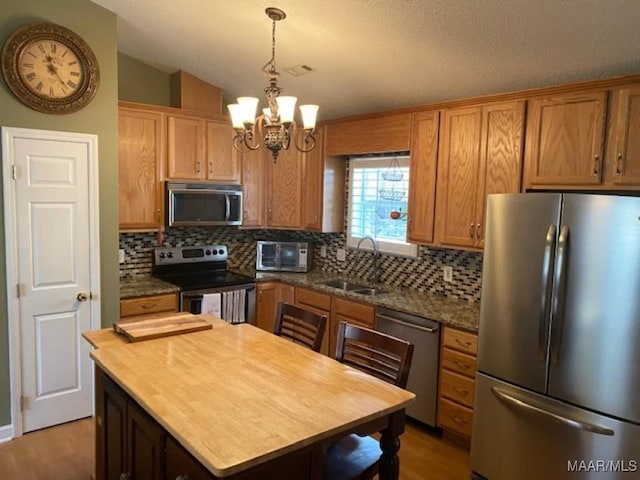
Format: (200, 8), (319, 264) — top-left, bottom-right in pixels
(166, 436), (214, 480)
(120, 293), (178, 319)
(256, 282), (294, 333)
(329, 297), (375, 358)
(437, 326), (478, 441)
(99, 372), (165, 480)
(295, 287), (331, 356)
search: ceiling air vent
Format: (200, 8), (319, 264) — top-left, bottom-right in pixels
(283, 64), (316, 77)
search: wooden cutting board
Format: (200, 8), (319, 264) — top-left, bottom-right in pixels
(113, 312), (213, 342)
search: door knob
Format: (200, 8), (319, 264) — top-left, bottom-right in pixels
(76, 292), (89, 302)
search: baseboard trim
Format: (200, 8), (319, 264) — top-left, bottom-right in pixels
(0, 424), (13, 443)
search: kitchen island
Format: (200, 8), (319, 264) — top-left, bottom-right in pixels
(86, 316), (415, 479)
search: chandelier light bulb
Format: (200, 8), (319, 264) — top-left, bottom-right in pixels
(228, 104), (245, 129)
(237, 97), (259, 125)
(276, 96), (297, 124)
(300, 105), (319, 130)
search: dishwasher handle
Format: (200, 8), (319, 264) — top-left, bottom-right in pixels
(376, 313), (438, 333)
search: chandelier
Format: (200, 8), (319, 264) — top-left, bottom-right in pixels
(228, 7), (319, 161)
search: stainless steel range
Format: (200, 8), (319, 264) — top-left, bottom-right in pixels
(152, 245), (255, 324)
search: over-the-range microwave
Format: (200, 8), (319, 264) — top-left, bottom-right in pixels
(256, 241), (313, 272)
(166, 182), (242, 227)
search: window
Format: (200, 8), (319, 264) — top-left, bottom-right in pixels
(347, 155), (418, 257)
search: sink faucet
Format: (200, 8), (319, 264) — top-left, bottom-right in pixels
(356, 236), (379, 285)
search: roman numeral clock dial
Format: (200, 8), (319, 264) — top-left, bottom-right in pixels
(1, 22), (99, 114)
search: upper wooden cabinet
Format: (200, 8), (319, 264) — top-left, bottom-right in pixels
(302, 126), (345, 232)
(606, 84), (640, 186)
(436, 101), (524, 249)
(167, 114), (240, 183)
(407, 111), (440, 245)
(325, 113), (412, 156)
(118, 106), (165, 231)
(241, 128), (344, 231)
(523, 91), (608, 188)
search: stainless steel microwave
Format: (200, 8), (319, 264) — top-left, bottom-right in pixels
(256, 241), (313, 272)
(166, 182), (242, 227)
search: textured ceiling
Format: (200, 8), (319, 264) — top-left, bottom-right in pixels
(91, 0), (640, 120)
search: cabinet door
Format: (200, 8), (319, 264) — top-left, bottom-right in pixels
(166, 436), (214, 480)
(256, 282), (279, 333)
(407, 111), (439, 244)
(268, 147), (303, 228)
(101, 374), (127, 480)
(475, 101), (524, 247)
(302, 127), (324, 231)
(436, 107), (482, 248)
(127, 400), (165, 480)
(524, 91), (607, 187)
(167, 115), (204, 179)
(240, 148), (266, 227)
(118, 108), (164, 230)
(610, 85), (640, 185)
(205, 121), (240, 183)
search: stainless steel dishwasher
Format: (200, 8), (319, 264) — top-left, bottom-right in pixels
(376, 306), (440, 427)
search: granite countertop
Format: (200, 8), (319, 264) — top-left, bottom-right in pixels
(234, 268), (480, 332)
(120, 270), (480, 332)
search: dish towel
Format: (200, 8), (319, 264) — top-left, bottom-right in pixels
(200, 293), (221, 318)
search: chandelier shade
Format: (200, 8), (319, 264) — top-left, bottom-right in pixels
(227, 7), (318, 161)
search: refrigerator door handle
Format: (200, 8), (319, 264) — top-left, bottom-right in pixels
(549, 224), (569, 365)
(491, 387), (614, 436)
(539, 224), (557, 359)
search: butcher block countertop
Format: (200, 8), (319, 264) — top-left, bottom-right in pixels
(87, 315), (415, 478)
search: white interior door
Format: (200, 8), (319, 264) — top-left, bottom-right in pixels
(2, 127), (100, 434)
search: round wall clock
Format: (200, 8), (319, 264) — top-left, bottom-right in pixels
(1, 22), (100, 114)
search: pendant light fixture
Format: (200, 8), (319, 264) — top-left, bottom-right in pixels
(228, 7), (319, 161)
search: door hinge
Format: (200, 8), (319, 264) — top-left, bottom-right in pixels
(16, 283), (20, 298)
(12, 164), (17, 180)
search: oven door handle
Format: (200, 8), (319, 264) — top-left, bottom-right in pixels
(225, 194), (231, 221)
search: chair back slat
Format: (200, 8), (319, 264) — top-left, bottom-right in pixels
(274, 302), (327, 353)
(335, 322), (414, 388)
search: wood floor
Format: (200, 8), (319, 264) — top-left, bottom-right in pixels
(0, 417), (470, 479)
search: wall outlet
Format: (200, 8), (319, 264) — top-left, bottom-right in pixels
(336, 248), (346, 262)
(320, 245), (327, 258)
(119, 249), (125, 264)
(443, 266), (453, 282)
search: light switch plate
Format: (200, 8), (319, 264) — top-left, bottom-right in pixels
(320, 245), (327, 258)
(119, 249), (125, 264)
(443, 266), (453, 282)
(336, 248), (346, 262)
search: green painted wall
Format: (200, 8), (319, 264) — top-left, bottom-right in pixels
(0, 0), (119, 427)
(118, 52), (172, 106)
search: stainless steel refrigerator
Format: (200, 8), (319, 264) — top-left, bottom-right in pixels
(471, 193), (640, 480)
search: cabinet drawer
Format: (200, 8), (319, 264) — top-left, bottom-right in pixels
(441, 348), (477, 378)
(437, 397), (474, 438)
(332, 298), (374, 327)
(443, 328), (478, 356)
(440, 370), (476, 407)
(120, 294), (178, 318)
(295, 287), (331, 311)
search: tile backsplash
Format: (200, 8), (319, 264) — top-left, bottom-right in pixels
(119, 227), (483, 302)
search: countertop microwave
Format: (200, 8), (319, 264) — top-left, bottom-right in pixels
(256, 241), (313, 272)
(166, 182), (242, 227)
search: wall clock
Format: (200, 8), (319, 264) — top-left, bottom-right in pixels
(1, 22), (100, 114)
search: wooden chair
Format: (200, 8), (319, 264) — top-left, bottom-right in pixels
(273, 302), (327, 353)
(324, 322), (414, 480)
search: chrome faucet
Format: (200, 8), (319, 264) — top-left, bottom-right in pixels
(356, 236), (379, 285)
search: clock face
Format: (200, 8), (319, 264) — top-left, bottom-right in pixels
(18, 39), (84, 100)
(1, 22), (100, 114)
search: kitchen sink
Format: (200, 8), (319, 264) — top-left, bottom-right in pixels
(319, 279), (388, 296)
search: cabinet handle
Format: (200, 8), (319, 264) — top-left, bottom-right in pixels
(140, 303), (156, 310)
(616, 153), (624, 176)
(119, 474), (131, 480)
(455, 338), (472, 348)
(156, 209), (161, 221)
(451, 416), (467, 425)
(475, 223), (481, 240)
(208, 161), (213, 176)
(453, 361), (471, 370)
(176, 476), (190, 480)
(469, 223), (474, 238)
(196, 161), (201, 173)
(592, 154), (600, 176)
(452, 386), (470, 396)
